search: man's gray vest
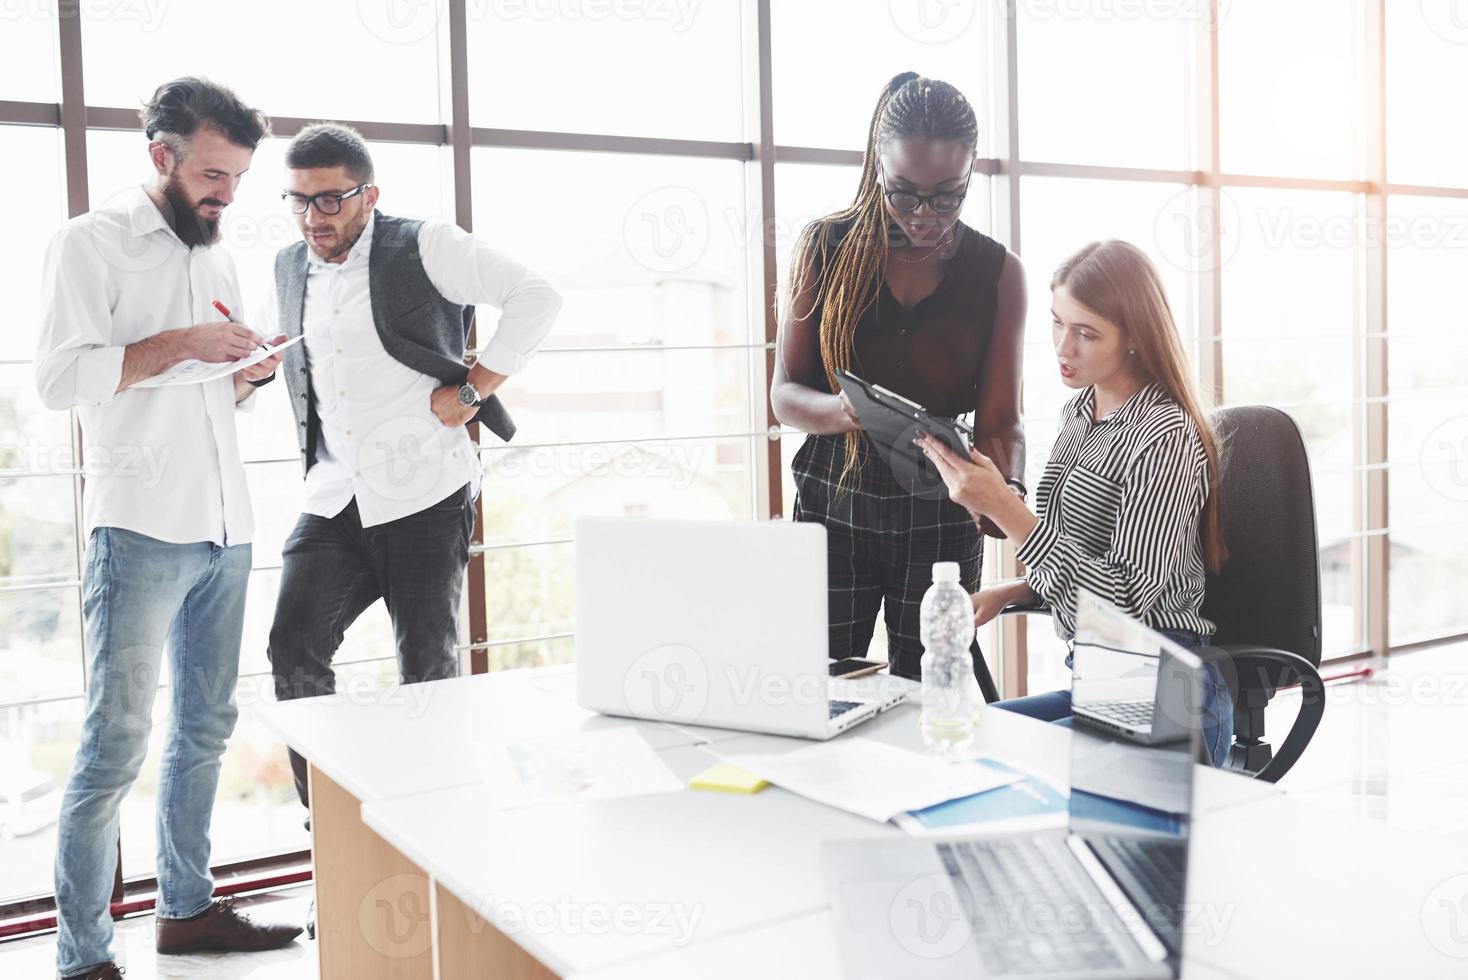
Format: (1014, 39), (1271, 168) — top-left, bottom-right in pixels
(274, 212), (516, 474)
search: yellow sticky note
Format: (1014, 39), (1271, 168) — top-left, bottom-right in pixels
(689, 762), (769, 794)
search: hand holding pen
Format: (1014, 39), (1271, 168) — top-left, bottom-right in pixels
(212, 300), (287, 383)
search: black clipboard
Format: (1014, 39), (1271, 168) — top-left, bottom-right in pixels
(835, 369), (974, 502)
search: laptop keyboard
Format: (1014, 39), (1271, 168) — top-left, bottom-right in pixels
(1096, 837), (1183, 901)
(1082, 699), (1154, 729)
(829, 699), (861, 720)
(937, 839), (1126, 975)
(1092, 836), (1185, 954)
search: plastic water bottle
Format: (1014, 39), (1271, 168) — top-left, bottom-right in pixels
(919, 561), (982, 755)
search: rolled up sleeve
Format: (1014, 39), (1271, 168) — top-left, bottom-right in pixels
(35, 227), (125, 410)
(417, 221), (563, 375)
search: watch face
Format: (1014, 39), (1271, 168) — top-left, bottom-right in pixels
(458, 385), (478, 407)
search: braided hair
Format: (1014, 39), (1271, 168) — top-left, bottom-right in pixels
(785, 73), (980, 492)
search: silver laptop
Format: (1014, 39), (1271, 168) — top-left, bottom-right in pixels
(574, 517), (909, 739)
(1070, 612), (1201, 747)
(822, 592), (1203, 979)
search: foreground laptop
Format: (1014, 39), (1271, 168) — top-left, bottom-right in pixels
(821, 592), (1204, 979)
(575, 517), (909, 739)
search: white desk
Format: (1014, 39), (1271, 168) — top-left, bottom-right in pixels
(568, 909), (1251, 980)
(257, 666), (724, 978)
(262, 666), (1467, 980)
(257, 666), (713, 805)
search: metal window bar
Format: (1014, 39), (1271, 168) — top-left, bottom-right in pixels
(0, 0), (1459, 929)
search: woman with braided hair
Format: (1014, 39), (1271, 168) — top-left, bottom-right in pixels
(771, 72), (1026, 683)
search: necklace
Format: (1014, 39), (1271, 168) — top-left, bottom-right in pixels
(889, 228), (956, 264)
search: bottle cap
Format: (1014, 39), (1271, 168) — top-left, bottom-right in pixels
(931, 561), (960, 584)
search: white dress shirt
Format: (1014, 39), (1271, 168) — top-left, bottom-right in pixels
(259, 212), (560, 528)
(35, 186), (254, 547)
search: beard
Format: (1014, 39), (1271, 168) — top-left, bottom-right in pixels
(159, 176), (223, 248)
(305, 206), (371, 262)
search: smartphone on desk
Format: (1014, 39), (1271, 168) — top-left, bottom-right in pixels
(829, 657), (886, 679)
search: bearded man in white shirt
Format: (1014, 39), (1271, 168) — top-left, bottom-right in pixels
(36, 77), (301, 980)
(260, 124), (562, 814)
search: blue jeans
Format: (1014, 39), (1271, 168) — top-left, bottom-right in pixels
(55, 528), (251, 977)
(994, 629), (1235, 768)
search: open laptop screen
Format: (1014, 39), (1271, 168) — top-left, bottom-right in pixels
(1067, 592), (1205, 967)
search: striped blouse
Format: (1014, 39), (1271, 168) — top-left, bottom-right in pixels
(1016, 382), (1216, 641)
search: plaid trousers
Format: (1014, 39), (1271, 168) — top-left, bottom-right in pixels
(792, 433), (985, 680)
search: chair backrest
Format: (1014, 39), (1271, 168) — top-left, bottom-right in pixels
(1200, 406), (1323, 673)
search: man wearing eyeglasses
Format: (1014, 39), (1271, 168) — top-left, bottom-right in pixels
(258, 124), (562, 825)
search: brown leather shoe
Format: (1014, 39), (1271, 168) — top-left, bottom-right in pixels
(156, 897), (303, 954)
(60, 963), (123, 980)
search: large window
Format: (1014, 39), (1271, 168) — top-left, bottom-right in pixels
(2, 0), (1463, 916)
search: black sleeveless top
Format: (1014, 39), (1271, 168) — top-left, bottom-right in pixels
(805, 218), (1009, 418)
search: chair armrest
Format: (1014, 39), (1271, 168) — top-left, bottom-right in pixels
(998, 603), (1051, 618)
(1196, 645), (1325, 783)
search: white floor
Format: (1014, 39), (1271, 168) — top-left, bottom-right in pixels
(2, 889), (316, 979)
(4, 639), (1466, 979)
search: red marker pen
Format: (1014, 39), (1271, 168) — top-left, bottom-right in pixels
(214, 299), (269, 354)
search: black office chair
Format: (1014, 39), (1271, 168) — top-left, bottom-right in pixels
(995, 405), (1327, 781)
(1195, 405), (1326, 781)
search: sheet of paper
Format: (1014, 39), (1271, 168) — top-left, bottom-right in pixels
(718, 737), (1022, 823)
(1069, 729), (1193, 816)
(894, 759), (1069, 837)
(473, 726), (684, 809)
(132, 334), (303, 388)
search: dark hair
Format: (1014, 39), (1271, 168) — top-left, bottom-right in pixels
(284, 123), (375, 183)
(139, 76), (270, 151)
(786, 72), (979, 491)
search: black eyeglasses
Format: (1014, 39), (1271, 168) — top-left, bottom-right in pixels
(281, 184), (372, 216)
(878, 165), (971, 215)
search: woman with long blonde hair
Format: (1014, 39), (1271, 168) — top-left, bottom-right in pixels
(918, 239), (1235, 765)
(771, 72), (1027, 682)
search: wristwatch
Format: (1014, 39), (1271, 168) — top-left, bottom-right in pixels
(246, 372), (276, 388)
(1005, 478), (1027, 501)
(457, 382), (482, 408)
